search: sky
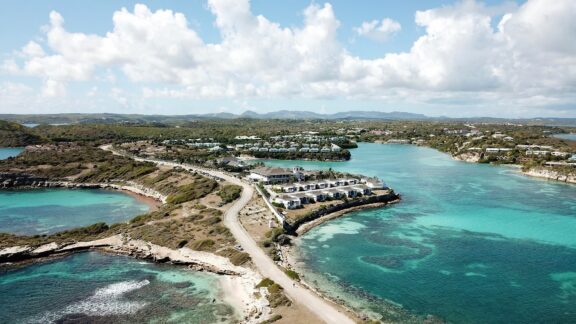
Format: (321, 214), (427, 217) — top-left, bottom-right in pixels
(0, 0), (575, 118)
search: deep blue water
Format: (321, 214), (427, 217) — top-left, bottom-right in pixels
(0, 189), (150, 235)
(0, 147), (23, 160)
(0, 252), (236, 323)
(261, 143), (576, 323)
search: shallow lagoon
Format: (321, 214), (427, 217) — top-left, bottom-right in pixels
(0, 188), (150, 235)
(0, 147), (23, 160)
(554, 133), (576, 141)
(0, 252), (236, 323)
(262, 143), (576, 323)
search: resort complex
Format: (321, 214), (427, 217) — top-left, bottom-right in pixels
(1, 0), (576, 322)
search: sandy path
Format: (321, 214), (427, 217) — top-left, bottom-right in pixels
(102, 145), (355, 324)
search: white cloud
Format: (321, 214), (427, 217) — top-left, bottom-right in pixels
(42, 79), (66, 97)
(354, 18), (401, 42)
(1, 0), (576, 115)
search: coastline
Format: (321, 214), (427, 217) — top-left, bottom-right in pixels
(379, 142), (576, 186)
(0, 172), (168, 205)
(282, 244), (432, 323)
(120, 187), (162, 211)
(238, 156), (349, 162)
(295, 199), (400, 236)
(522, 167), (576, 184)
(272, 198), (402, 322)
(0, 234), (270, 323)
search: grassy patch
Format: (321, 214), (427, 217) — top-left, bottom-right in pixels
(255, 278), (292, 308)
(217, 184), (242, 203)
(189, 239), (215, 251)
(283, 268), (300, 281)
(166, 179), (218, 204)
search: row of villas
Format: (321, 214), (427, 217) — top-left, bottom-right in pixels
(272, 185), (374, 209)
(271, 178), (386, 209)
(481, 145), (572, 158)
(245, 143), (341, 153)
(249, 167), (387, 209)
(248, 167), (386, 187)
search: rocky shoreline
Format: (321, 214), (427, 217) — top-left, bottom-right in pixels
(0, 172), (167, 203)
(0, 234), (271, 323)
(0, 172), (274, 323)
(523, 168), (576, 184)
(453, 152), (481, 163)
(283, 191), (400, 234)
(295, 198), (400, 236)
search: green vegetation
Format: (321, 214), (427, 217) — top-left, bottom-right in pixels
(166, 178), (218, 204)
(189, 239), (215, 251)
(256, 278), (292, 308)
(250, 149), (351, 161)
(0, 143), (242, 265)
(0, 144), (157, 180)
(217, 184), (242, 203)
(283, 268), (300, 281)
(77, 162), (156, 182)
(0, 120), (44, 147)
(0, 222), (114, 248)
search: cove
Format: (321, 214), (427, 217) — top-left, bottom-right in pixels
(261, 143), (576, 323)
(0, 252), (236, 323)
(554, 133), (576, 141)
(0, 188), (150, 235)
(0, 147), (23, 160)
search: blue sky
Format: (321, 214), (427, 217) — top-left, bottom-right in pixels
(1, 0), (575, 117)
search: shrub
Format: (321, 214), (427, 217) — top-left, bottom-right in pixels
(189, 239), (215, 251)
(284, 269), (300, 281)
(166, 179), (217, 204)
(256, 278), (275, 288)
(217, 184), (242, 203)
(230, 252), (251, 266)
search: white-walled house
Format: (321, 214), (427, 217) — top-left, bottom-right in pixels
(249, 167), (293, 184)
(362, 177), (386, 189)
(306, 191), (326, 202)
(273, 195), (301, 209)
(354, 184), (372, 195)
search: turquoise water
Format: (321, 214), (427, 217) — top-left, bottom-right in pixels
(0, 189), (150, 235)
(554, 133), (576, 141)
(261, 143), (576, 323)
(0, 147), (23, 160)
(0, 252), (236, 323)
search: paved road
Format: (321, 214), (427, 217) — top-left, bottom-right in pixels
(104, 146), (355, 324)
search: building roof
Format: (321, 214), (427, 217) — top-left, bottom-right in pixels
(251, 167), (292, 177)
(218, 156), (241, 164)
(279, 195), (300, 201)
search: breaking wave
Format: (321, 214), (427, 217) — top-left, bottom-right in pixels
(26, 280), (150, 323)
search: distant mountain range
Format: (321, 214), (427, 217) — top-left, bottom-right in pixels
(0, 110), (575, 126)
(238, 110), (429, 120)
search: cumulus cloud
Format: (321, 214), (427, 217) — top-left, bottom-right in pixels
(1, 0), (576, 114)
(354, 18), (401, 42)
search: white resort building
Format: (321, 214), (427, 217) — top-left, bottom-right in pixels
(266, 175), (386, 209)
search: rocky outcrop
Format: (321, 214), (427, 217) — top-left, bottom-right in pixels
(454, 152), (482, 163)
(523, 168), (576, 184)
(0, 235), (242, 275)
(0, 173), (51, 188)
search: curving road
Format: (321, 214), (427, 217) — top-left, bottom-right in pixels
(103, 145), (355, 324)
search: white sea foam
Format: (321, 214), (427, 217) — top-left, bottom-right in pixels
(26, 280), (150, 323)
